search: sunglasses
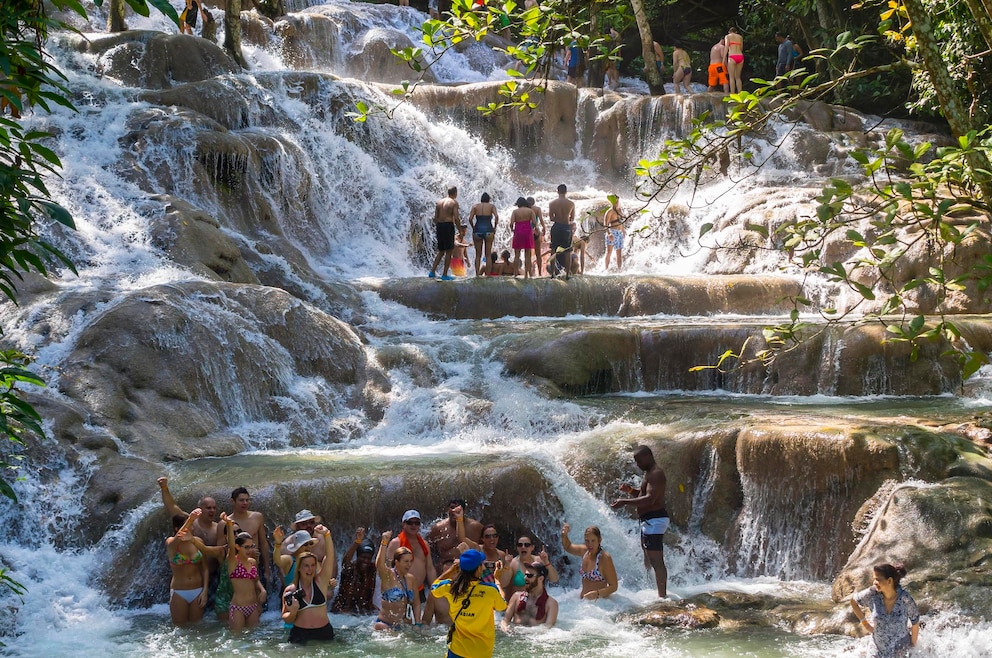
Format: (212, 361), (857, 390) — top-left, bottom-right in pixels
(405, 520), (422, 526)
(524, 572), (536, 579)
(483, 533), (498, 539)
(517, 542), (533, 548)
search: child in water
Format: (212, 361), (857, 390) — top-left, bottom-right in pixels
(450, 226), (470, 277)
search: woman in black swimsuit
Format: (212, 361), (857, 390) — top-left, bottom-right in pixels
(282, 524), (337, 645)
(468, 192), (499, 276)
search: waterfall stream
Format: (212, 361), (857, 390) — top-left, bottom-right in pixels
(0, 1), (989, 656)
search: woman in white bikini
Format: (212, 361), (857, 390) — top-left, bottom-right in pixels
(167, 510), (208, 625)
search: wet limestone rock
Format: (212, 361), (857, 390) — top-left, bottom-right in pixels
(402, 81), (577, 160)
(58, 281), (382, 463)
(832, 477), (992, 617)
(367, 275), (801, 320)
(69, 31), (238, 89)
(148, 195), (258, 284)
(631, 600), (721, 629)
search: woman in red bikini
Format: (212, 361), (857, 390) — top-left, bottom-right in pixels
(725, 27), (745, 94)
(223, 513), (265, 631)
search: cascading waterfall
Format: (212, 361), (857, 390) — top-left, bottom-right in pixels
(0, 1), (990, 656)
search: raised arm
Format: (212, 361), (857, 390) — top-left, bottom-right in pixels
(561, 523), (585, 557)
(190, 534), (227, 561)
(537, 548), (559, 584)
(341, 527), (365, 565)
(272, 525), (292, 577)
(376, 531), (393, 580)
(158, 477), (186, 517)
(314, 524), (336, 590)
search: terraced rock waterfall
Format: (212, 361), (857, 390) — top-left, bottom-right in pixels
(0, 1), (990, 656)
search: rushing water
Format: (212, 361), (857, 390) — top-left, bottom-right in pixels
(0, 1), (990, 657)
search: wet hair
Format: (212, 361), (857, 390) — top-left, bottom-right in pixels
(393, 546), (413, 568)
(449, 498), (467, 508)
(874, 562), (908, 587)
(515, 196), (529, 208)
(482, 523), (498, 537)
(231, 486), (249, 500)
(634, 445), (654, 459)
(557, 184), (567, 194)
(448, 186), (458, 196)
(584, 526), (603, 555)
(172, 513), (189, 531)
(481, 192), (491, 203)
(529, 560), (549, 580)
(501, 250), (511, 260)
(490, 251), (499, 263)
(293, 552), (319, 588)
(526, 197), (536, 207)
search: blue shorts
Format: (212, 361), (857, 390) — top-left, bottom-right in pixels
(606, 228), (625, 250)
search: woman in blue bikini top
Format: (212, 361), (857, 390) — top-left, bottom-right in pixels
(373, 530), (422, 630)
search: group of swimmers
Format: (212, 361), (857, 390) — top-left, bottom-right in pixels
(158, 442), (919, 658)
(429, 184), (628, 280)
(156, 446), (670, 654)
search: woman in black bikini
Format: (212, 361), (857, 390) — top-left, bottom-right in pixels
(282, 524), (337, 645)
(561, 523), (618, 600)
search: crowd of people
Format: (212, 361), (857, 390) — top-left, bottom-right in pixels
(157, 446), (677, 655)
(428, 184), (622, 280)
(161, 451), (919, 656)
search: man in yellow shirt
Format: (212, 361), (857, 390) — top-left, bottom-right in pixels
(431, 549), (507, 658)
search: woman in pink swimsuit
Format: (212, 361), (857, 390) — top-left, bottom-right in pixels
(725, 27), (744, 94)
(223, 514), (265, 631)
(510, 196), (537, 279)
(561, 523), (618, 600)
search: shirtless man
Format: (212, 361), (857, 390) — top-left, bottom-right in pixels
(229, 487), (271, 586)
(428, 186), (461, 281)
(501, 561), (559, 628)
(426, 500), (482, 623)
(157, 477), (221, 547)
(385, 510), (436, 619)
(547, 184), (575, 277)
(708, 37), (728, 93)
(652, 41), (665, 81)
(611, 445), (669, 597)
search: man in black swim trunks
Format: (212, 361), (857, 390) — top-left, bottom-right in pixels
(611, 445), (670, 597)
(428, 186), (461, 281)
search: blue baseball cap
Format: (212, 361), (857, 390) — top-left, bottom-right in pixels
(459, 549), (485, 572)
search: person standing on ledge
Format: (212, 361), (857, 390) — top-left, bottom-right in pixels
(547, 184), (575, 277)
(850, 562), (921, 658)
(429, 186), (461, 281)
(611, 445), (669, 597)
(708, 37), (728, 93)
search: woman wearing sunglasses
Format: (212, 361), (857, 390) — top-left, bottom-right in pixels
(501, 535), (558, 599)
